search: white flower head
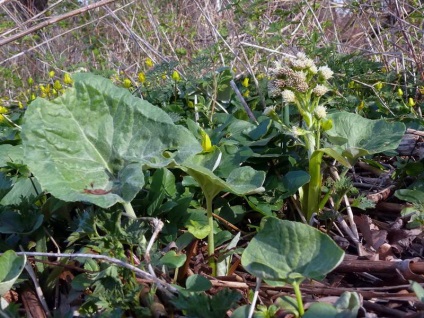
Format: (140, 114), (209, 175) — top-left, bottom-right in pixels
(315, 105), (327, 119)
(318, 66), (334, 80)
(263, 106), (275, 116)
(313, 84), (329, 97)
(309, 64), (318, 74)
(296, 52), (306, 59)
(282, 89), (296, 103)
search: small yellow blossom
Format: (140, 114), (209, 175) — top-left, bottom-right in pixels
(0, 106), (8, 114)
(18, 101), (24, 109)
(187, 100), (194, 108)
(375, 82), (383, 90)
(145, 58), (154, 68)
(27, 77), (34, 86)
(123, 78), (132, 88)
(408, 97), (416, 107)
(172, 70), (181, 82)
(397, 88), (403, 97)
(63, 73), (73, 85)
(30, 93), (36, 101)
(53, 80), (62, 90)
(49, 70), (55, 78)
(357, 100), (365, 111)
(199, 128), (212, 152)
(242, 78), (249, 88)
(138, 72), (146, 84)
(243, 90), (250, 97)
(257, 73), (265, 80)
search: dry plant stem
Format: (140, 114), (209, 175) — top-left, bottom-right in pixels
(0, 0), (119, 47)
(329, 167), (360, 242)
(240, 47), (266, 109)
(248, 277), (261, 318)
(20, 248), (52, 318)
(9, 251), (178, 296)
(229, 80), (258, 124)
(145, 218), (164, 278)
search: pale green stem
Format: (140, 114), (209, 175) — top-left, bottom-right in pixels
(315, 121), (321, 150)
(122, 202), (137, 219)
(283, 101), (290, 126)
(206, 196), (217, 276)
(306, 151), (324, 221)
(292, 281), (305, 316)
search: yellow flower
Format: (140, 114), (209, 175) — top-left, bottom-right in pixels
(242, 90), (250, 97)
(357, 100), (365, 111)
(172, 70), (181, 82)
(257, 73), (265, 80)
(18, 101), (24, 109)
(49, 70), (55, 78)
(27, 77), (34, 86)
(408, 97), (416, 107)
(187, 100), (194, 108)
(0, 106), (8, 114)
(123, 78), (132, 88)
(138, 72), (146, 84)
(242, 77), (249, 88)
(145, 58), (154, 68)
(30, 93), (36, 101)
(63, 73), (73, 85)
(199, 128), (212, 152)
(53, 80), (62, 90)
(397, 88), (403, 97)
(375, 81), (383, 90)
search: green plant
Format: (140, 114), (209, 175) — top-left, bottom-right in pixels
(241, 217), (345, 316)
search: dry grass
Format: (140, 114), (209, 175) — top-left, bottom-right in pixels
(0, 0), (423, 100)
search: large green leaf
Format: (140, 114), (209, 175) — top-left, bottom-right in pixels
(179, 163), (265, 201)
(241, 218), (344, 285)
(0, 145), (23, 167)
(21, 73), (201, 208)
(326, 112), (405, 162)
(0, 250), (26, 296)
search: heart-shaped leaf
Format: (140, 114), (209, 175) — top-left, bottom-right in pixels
(326, 112), (405, 163)
(241, 218), (344, 285)
(21, 73), (201, 208)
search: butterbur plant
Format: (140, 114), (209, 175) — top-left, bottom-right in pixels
(266, 53), (351, 221)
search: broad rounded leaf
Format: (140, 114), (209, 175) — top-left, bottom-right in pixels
(0, 250), (26, 296)
(21, 73), (201, 208)
(241, 218), (344, 285)
(158, 251), (186, 269)
(326, 112), (405, 161)
(185, 274), (212, 292)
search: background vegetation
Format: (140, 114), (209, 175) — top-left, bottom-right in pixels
(0, 0), (424, 317)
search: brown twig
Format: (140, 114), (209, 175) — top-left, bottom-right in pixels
(0, 0), (119, 47)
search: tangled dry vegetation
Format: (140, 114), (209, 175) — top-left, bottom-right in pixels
(0, 0), (423, 93)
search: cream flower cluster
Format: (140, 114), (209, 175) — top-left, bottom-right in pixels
(268, 52), (332, 100)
